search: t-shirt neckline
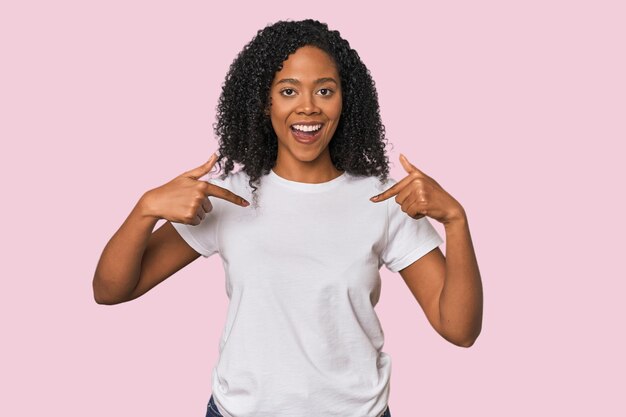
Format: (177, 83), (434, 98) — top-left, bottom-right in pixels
(268, 169), (348, 193)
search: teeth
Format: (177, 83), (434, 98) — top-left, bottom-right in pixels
(292, 124), (322, 132)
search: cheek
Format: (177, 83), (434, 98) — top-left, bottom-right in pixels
(271, 119), (284, 138)
(270, 106), (290, 129)
(331, 97), (342, 120)
(269, 110), (283, 131)
(270, 116), (290, 141)
(330, 107), (342, 127)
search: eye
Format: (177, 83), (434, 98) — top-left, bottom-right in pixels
(280, 88), (296, 97)
(318, 88), (334, 96)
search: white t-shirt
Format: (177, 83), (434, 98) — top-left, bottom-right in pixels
(172, 168), (444, 417)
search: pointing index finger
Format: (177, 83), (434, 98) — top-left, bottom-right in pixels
(204, 182), (250, 207)
(370, 175), (413, 202)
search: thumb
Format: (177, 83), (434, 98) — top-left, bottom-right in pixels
(182, 153), (218, 180)
(400, 153), (424, 176)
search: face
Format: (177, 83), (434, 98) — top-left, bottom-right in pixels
(268, 45), (343, 171)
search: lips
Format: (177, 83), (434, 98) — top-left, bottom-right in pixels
(290, 124), (323, 144)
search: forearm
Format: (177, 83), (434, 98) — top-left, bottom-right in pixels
(92, 195), (158, 304)
(439, 211), (483, 346)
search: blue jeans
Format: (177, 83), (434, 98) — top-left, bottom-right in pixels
(205, 394), (391, 417)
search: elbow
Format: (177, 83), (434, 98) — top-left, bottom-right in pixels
(439, 312), (482, 348)
(441, 326), (481, 348)
(92, 276), (128, 306)
(457, 338), (477, 348)
(456, 329), (482, 348)
(94, 292), (129, 306)
(93, 289), (120, 305)
(93, 293), (121, 305)
(443, 335), (476, 348)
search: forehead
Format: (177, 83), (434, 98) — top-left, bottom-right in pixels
(272, 46), (339, 84)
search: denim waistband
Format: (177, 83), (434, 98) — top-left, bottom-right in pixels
(206, 395), (391, 417)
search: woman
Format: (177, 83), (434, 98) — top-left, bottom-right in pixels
(93, 19), (483, 417)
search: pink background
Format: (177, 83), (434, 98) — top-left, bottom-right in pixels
(1, 1), (624, 415)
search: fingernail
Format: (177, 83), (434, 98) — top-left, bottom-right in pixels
(370, 195), (379, 201)
(242, 199), (250, 207)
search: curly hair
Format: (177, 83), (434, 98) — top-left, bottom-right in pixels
(213, 19), (390, 206)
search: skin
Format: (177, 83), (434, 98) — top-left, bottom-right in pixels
(92, 44), (483, 348)
(91, 155), (248, 304)
(268, 45), (344, 183)
(371, 154), (483, 347)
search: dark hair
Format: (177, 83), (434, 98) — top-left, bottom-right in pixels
(213, 19), (390, 206)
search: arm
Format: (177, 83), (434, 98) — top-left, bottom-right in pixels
(398, 209), (483, 347)
(371, 154), (483, 347)
(92, 199), (201, 305)
(92, 154), (250, 305)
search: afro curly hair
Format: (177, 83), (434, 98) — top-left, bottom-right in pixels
(213, 19), (390, 206)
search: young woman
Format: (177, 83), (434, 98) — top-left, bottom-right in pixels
(93, 19), (483, 417)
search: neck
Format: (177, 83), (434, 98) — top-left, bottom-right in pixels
(272, 153), (343, 184)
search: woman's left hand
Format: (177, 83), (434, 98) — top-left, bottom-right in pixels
(370, 154), (466, 225)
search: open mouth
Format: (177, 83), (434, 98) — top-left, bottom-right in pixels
(290, 123), (324, 143)
(290, 123), (324, 136)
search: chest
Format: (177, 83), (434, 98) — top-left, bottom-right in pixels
(216, 190), (387, 282)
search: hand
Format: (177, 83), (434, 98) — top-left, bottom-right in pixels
(139, 153), (249, 225)
(370, 154), (465, 225)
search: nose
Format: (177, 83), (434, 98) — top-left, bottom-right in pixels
(296, 92), (321, 115)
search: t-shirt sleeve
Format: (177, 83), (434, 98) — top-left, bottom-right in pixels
(170, 208), (220, 258)
(171, 208), (220, 258)
(381, 196), (444, 273)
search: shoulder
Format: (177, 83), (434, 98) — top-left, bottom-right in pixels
(343, 172), (399, 194)
(210, 169), (254, 193)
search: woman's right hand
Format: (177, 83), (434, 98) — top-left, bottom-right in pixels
(139, 153), (249, 225)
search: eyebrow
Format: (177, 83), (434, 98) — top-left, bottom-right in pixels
(275, 77), (338, 86)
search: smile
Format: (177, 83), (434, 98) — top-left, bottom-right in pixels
(291, 123), (322, 132)
(290, 124), (324, 144)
